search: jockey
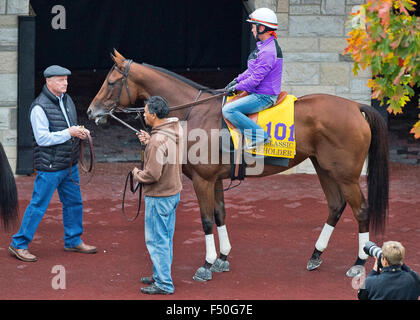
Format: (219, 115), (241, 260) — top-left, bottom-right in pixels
(222, 7), (283, 150)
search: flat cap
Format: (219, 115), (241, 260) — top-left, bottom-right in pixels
(43, 65), (71, 78)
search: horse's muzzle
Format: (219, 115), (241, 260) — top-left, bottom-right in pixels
(86, 107), (95, 120)
(87, 106), (109, 125)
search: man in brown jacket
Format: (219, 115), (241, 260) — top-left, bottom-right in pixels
(132, 96), (183, 295)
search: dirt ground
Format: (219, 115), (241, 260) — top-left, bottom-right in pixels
(0, 161), (419, 301)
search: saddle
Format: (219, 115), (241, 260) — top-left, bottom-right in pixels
(222, 91), (288, 130)
(221, 90), (294, 181)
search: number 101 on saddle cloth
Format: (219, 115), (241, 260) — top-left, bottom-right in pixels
(224, 91), (297, 158)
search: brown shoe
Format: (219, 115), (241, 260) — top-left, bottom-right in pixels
(8, 246), (37, 262)
(64, 242), (97, 254)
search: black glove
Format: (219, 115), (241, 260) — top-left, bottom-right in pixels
(225, 78), (238, 96)
(225, 78), (238, 90)
(226, 84), (237, 96)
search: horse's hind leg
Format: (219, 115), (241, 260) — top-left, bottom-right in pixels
(338, 182), (370, 277)
(191, 173), (217, 282)
(210, 179), (231, 273)
(307, 158), (347, 271)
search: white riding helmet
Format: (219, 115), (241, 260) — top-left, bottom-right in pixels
(246, 8), (278, 30)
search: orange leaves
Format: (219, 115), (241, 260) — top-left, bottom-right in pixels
(410, 117), (420, 139)
(345, 0), (420, 138)
(377, 0), (392, 27)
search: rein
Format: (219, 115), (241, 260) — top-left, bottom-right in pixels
(69, 130), (95, 186)
(108, 60), (147, 221)
(105, 60), (232, 221)
(121, 161), (143, 222)
(108, 90), (228, 125)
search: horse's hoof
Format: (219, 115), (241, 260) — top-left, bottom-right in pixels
(210, 258), (230, 273)
(307, 257), (323, 271)
(346, 265), (365, 278)
(193, 267), (212, 282)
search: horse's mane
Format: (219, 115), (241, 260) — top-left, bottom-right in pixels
(142, 63), (221, 95)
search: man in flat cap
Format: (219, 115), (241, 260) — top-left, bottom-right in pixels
(8, 65), (97, 262)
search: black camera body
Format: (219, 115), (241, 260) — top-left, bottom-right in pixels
(363, 241), (383, 269)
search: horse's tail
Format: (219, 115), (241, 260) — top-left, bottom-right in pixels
(360, 105), (389, 234)
(0, 142), (18, 231)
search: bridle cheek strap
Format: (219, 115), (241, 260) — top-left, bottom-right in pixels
(113, 59), (134, 109)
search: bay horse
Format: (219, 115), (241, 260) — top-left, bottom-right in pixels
(0, 142), (18, 231)
(87, 50), (389, 281)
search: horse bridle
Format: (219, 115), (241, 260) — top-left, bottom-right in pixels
(113, 59), (135, 109)
(105, 59), (229, 221)
(106, 59), (151, 135)
(106, 59), (228, 134)
(105, 59), (146, 221)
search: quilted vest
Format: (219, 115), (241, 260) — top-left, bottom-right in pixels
(29, 85), (79, 172)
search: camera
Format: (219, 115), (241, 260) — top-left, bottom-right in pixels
(364, 241), (383, 269)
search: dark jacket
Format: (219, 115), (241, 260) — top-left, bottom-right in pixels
(29, 85), (79, 172)
(358, 264), (420, 300)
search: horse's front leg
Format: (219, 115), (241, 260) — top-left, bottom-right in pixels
(191, 173), (217, 282)
(210, 179), (231, 273)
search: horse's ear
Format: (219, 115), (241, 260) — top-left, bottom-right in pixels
(112, 48), (118, 58)
(113, 49), (126, 61)
(110, 51), (117, 63)
(111, 48), (126, 68)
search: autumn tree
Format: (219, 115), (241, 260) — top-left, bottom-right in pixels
(344, 0), (420, 138)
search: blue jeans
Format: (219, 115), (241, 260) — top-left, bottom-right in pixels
(144, 192), (180, 293)
(222, 93), (277, 144)
(10, 164), (83, 249)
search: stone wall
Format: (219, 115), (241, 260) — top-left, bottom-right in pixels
(0, 0), (29, 173)
(252, 0), (370, 174)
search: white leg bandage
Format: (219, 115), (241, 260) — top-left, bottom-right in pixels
(315, 223), (335, 252)
(358, 232), (369, 260)
(205, 234), (217, 264)
(217, 225), (231, 256)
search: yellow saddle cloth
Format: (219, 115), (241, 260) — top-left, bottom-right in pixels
(224, 92), (297, 158)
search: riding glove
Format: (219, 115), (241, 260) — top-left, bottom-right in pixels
(225, 78), (238, 96)
(225, 78), (238, 90)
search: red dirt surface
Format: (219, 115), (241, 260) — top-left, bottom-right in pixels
(1, 162), (419, 300)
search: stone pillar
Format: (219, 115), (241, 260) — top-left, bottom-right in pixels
(253, 0), (370, 174)
(0, 0), (29, 173)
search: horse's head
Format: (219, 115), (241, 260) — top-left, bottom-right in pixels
(87, 49), (148, 125)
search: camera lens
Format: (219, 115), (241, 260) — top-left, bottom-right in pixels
(364, 241), (383, 259)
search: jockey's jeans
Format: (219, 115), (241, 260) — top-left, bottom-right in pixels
(10, 164), (83, 250)
(222, 93), (277, 144)
(144, 192), (180, 293)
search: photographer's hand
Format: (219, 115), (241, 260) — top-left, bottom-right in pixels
(373, 258), (378, 271)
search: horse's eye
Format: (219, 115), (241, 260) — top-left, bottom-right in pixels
(108, 81), (116, 86)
